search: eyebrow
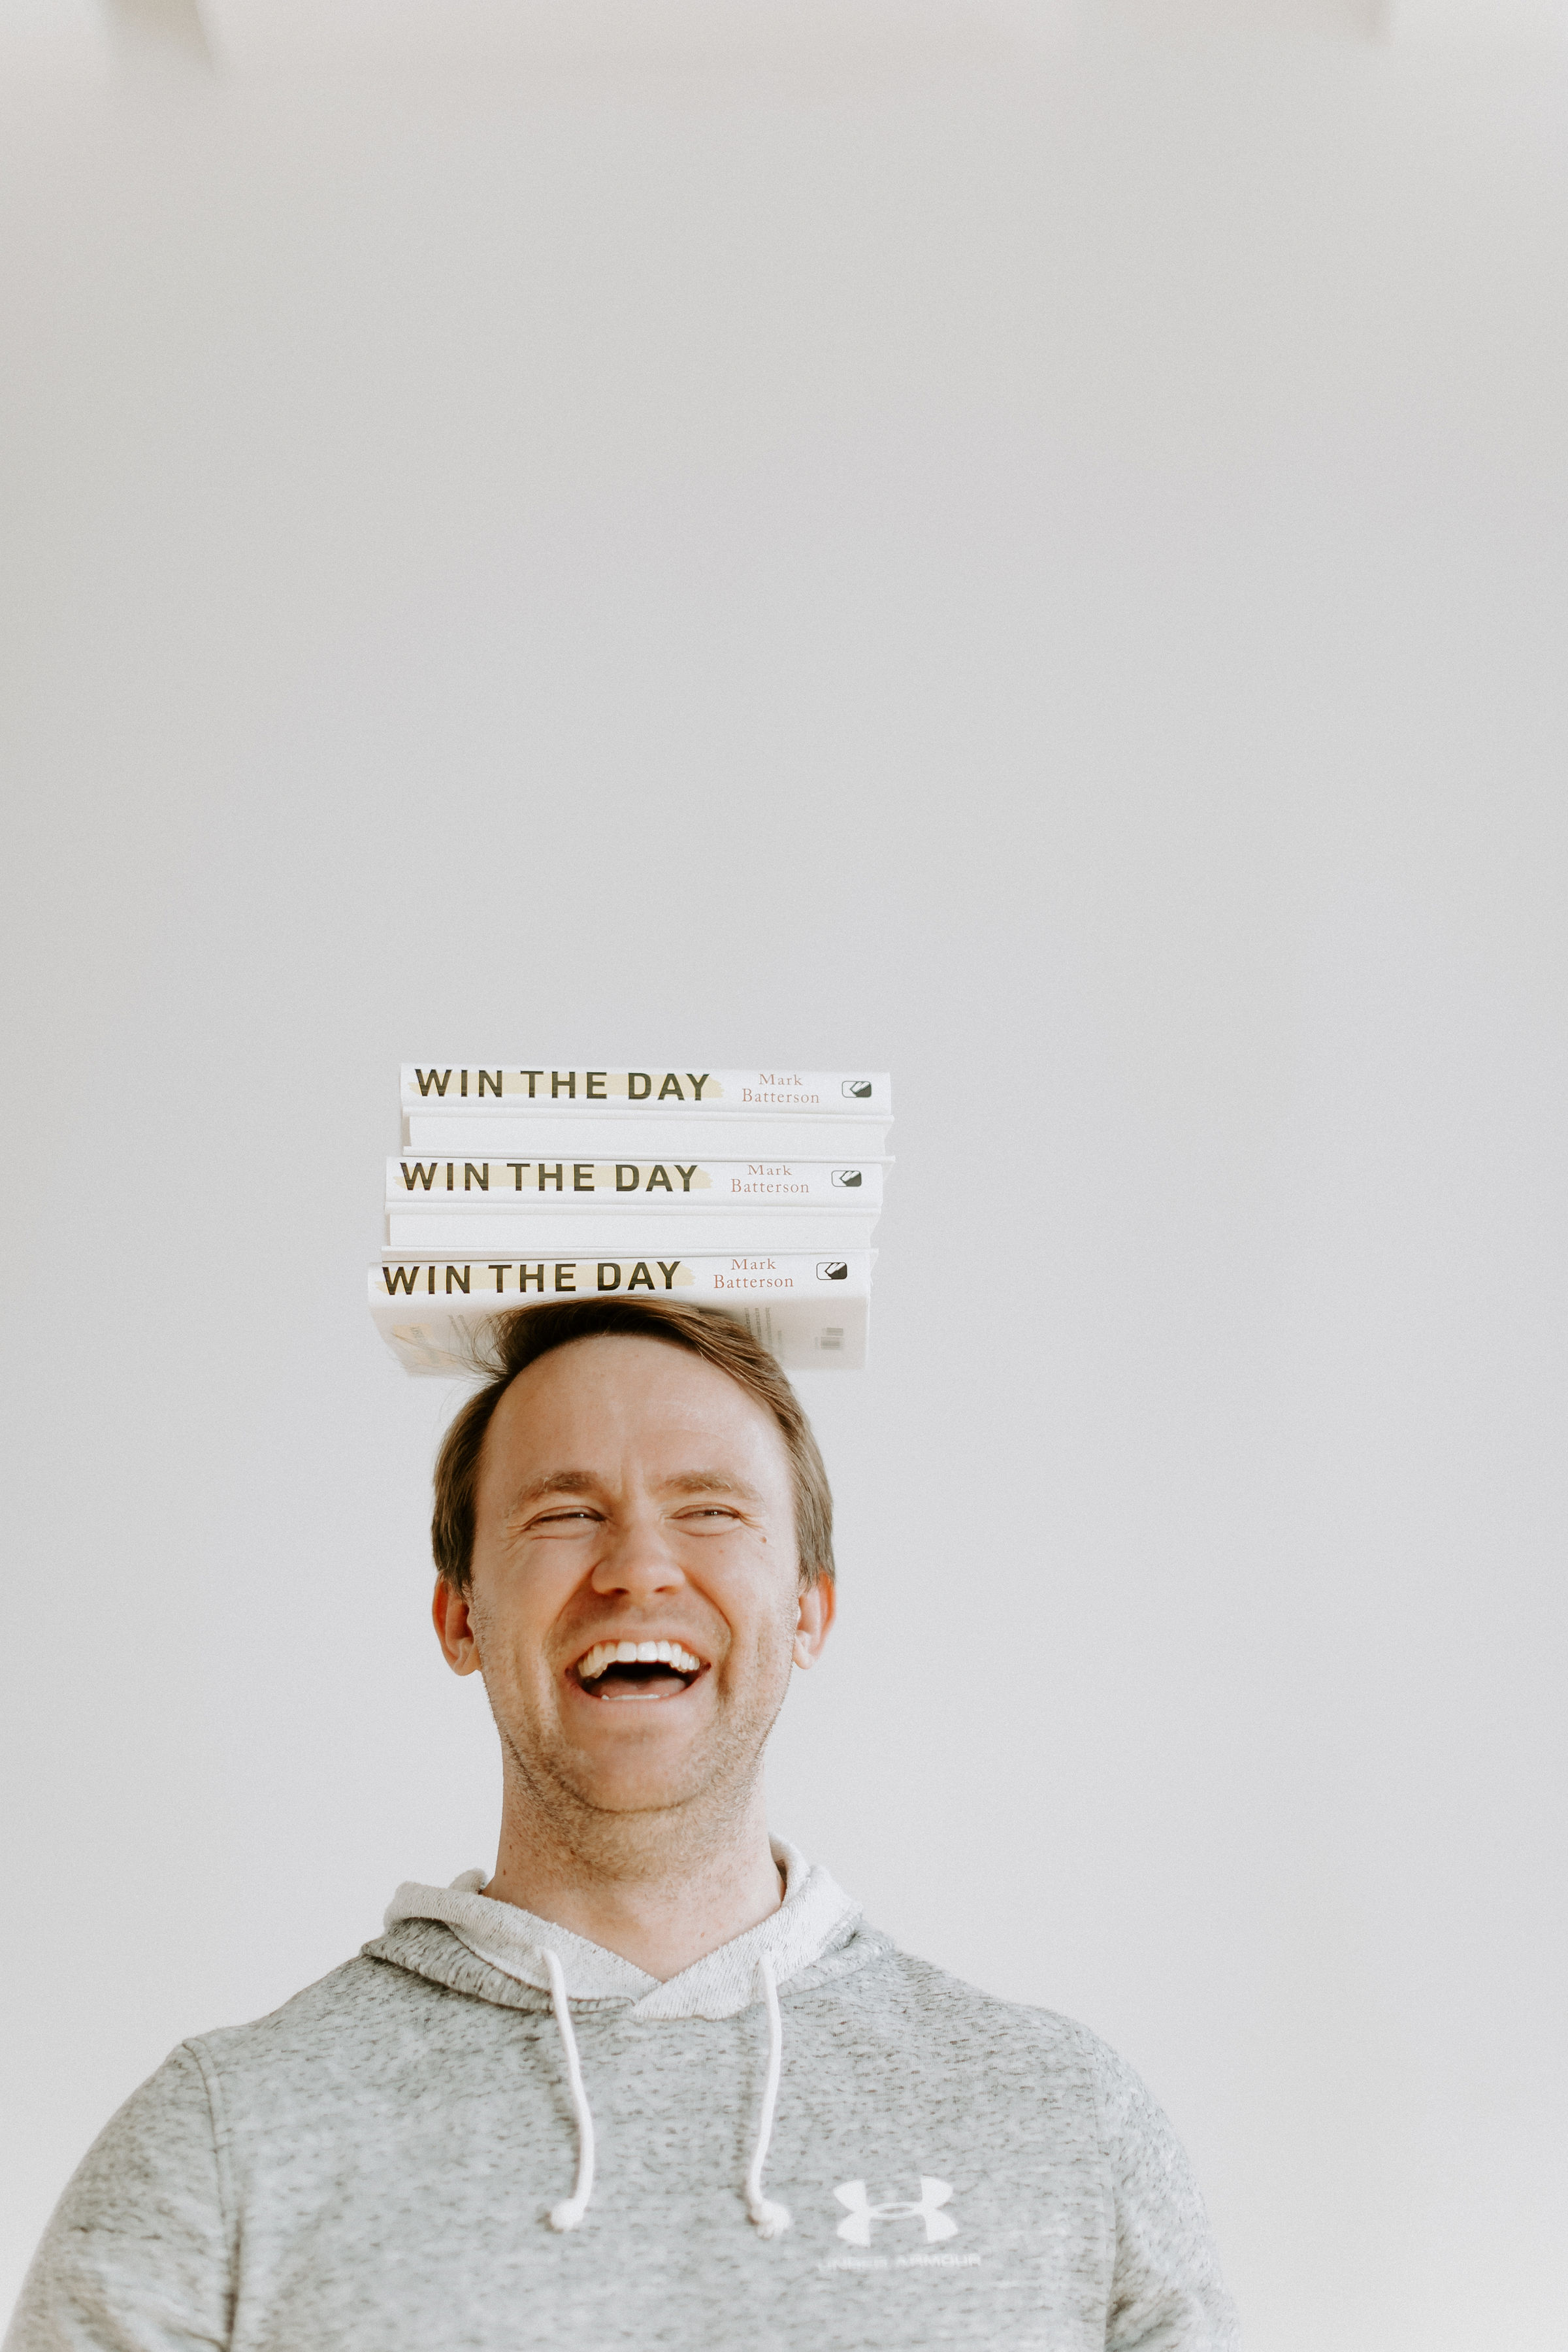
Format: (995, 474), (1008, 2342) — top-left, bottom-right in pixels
(664, 1472), (765, 1505)
(506, 1472), (608, 1509)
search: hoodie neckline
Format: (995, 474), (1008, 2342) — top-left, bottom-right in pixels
(382, 1838), (860, 2021)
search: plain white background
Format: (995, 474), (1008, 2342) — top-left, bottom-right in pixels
(2, 7), (1565, 2346)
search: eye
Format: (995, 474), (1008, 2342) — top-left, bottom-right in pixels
(531, 1507), (600, 1527)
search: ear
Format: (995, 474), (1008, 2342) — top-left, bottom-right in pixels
(792, 1576), (836, 1669)
(432, 1578), (483, 1677)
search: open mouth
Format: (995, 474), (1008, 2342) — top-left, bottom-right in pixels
(571, 1639), (706, 1701)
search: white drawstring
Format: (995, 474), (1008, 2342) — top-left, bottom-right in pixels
(543, 1950), (596, 2232)
(743, 1954), (792, 2239)
(541, 1946), (789, 2241)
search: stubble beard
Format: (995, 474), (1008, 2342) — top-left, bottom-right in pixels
(482, 1624), (795, 1887)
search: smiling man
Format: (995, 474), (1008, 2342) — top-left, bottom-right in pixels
(7, 1299), (1239, 2352)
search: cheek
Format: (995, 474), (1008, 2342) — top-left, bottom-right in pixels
(738, 1582), (805, 1671)
(468, 1574), (552, 1678)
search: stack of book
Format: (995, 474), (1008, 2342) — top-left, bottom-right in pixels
(368, 1064), (892, 1374)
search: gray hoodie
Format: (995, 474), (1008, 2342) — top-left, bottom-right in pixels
(5, 1842), (1239, 2351)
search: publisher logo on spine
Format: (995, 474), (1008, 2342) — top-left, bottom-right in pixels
(830, 1168), (863, 1188)
(817, 1260), (849, 1282)
(842, 1079), (873, 1100)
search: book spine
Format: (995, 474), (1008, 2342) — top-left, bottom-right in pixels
(399, 1066), (891, 1115)
(370, 1254), (871, 1373)
(371, 1251), (870, 1301)
(385, 1157), (885, 1207)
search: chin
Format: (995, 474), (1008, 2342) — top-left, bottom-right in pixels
(558, 1727), (724, 1814)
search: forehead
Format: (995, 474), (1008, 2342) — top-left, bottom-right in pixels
(477, 1335), (793, 1501)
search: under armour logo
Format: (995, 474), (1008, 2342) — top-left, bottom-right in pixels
(834, 2177), (958, 2247)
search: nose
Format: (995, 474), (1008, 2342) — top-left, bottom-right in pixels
(588, 1507), (687, 1601)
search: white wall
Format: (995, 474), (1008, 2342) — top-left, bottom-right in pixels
(1, 16), (1564, 2348)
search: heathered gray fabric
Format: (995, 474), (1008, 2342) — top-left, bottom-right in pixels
(7, 1854), (1239, 2352)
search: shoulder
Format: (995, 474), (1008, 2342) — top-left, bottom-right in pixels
(182, 1931), (557, 2135)
(50, 2037), (223, 2198)
(834, 1941), (1205, 2149)
(184, 1942), (466, 2096)
(809, 1936), (1125, 2106)
(842, 1938), (1104, 2053)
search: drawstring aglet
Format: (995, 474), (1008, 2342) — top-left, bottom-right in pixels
(746, 2193), (793, 2240)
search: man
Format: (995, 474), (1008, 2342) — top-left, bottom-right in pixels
(8, 1297), (1239, 2350)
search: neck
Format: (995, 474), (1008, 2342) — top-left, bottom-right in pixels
(482, 1763), (785, 1982)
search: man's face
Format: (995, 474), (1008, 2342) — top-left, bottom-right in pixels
(435, 1335), (833, 1824)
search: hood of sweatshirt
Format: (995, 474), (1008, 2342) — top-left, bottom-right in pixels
(376, 1838), (879, 2020)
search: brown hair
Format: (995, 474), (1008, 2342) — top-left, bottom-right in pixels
(430, 1298), (835, 1595)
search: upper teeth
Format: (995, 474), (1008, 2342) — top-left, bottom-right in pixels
(578, 1640), (702, 1682)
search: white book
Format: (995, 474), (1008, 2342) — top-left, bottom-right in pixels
(370, 1251), (872, 1374)
(400, 1065), (890, 1115)
(385, 1156), (887, 1209)
(404, 1113), (892, 1157)
(385, 1211), (880, 1252)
